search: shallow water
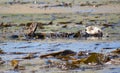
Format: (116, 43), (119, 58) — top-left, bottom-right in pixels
(0, 40), (120, 61)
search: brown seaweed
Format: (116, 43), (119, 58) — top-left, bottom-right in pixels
(40, 50), (76, 59)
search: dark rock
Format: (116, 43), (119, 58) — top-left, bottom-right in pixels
(22, 53), (37, 59)
(9, 35), (19, 39)
(40, 50), (76, 59)
(0, 57), (5, 65)
(0, 49), (5, 54)
(111, 49), (120, 54)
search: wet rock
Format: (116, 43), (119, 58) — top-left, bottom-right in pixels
(0, 48), (5, 54)
(102, 24), (113, 28)
(75, 21), (83, 25)
(58, 21), (72, 24)
(26, 22), (33, 27)
(0, 57), (5, 65)
(62, 25), (67, 28)
(37, 22), (44, 29)
(34, 33), (46, 39)
(19, 23), (26, 26)
(9, 35), (19, 39)
(22, 53), (37, 59)
(40, 50), (76, 59)
(80, 1), (92, 6)
(103, 48), (113, 49)
(47, 21), (53, 25)
(73, 31), (82, 38)
(10, 52), (27, 54)
(111, 49), (120, 54)
(0, 22), (12, 27)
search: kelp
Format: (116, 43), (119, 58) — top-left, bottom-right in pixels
(40, 50), (111, 70)
(111, 49), (120, 54)
(72, 53), (110, 65)
(11, 59), (25, 70)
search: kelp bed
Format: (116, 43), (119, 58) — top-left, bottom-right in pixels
(0, 40), (120, 73)
(0, 13), (120, 41)
(0, 6), (120, 73)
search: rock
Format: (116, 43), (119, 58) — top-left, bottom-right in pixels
(34, 33), (46, 39)
(62, 25), (67, 28)
(111, 49), (120, 54)
(22, 53), (37, 59)
(73, 30), (82, 38)
(40, 50), (76, 59)
(58, 21), (72, 24)
(0, 60), (5, 65)
(102, 24), (113, 28)
(9, 35), (19, 39)
(0, 49), (5, 54)
(0, 57), (5, 65)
